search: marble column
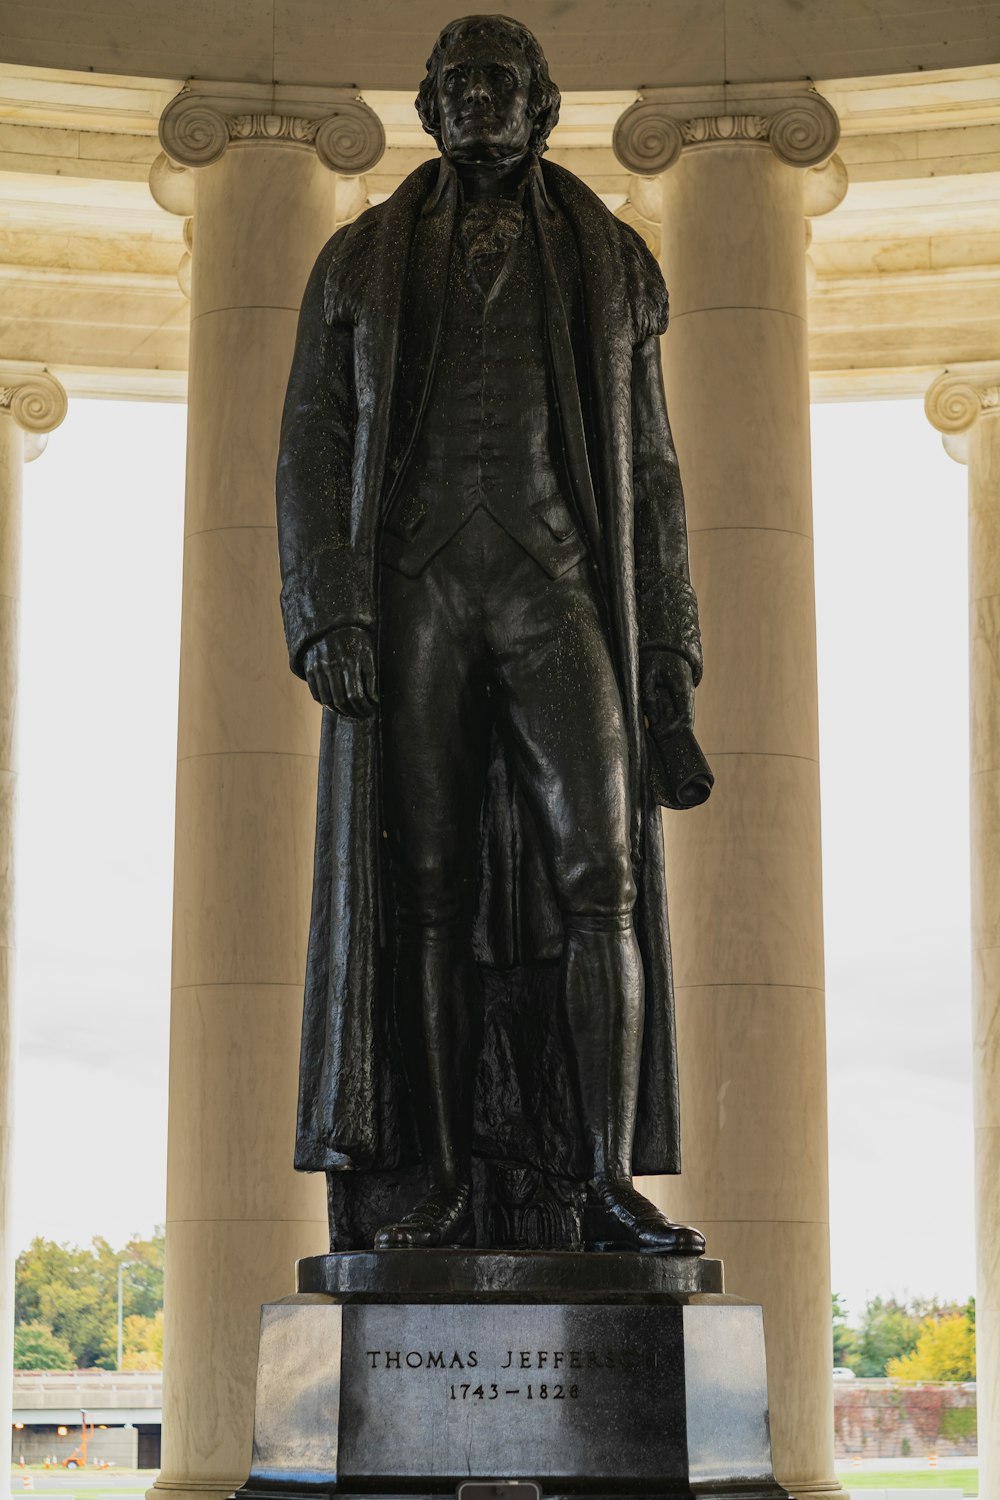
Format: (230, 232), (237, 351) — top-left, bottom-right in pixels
(615, 88), (845, 1497)
(150, 86), (384, 1500)
(925, 364), (1000, 1500)
(0, 366), (67, 1477)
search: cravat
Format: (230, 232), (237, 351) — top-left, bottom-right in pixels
(458, 197), (525, 296)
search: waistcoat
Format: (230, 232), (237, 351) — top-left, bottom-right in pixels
(382, 194), (586, 579)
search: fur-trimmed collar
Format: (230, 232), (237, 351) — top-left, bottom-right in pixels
(324, 154), (667, 347)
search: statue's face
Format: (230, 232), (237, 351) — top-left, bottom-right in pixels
(437, 27), (534, 163)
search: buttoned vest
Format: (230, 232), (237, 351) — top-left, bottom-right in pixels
(382, 196), (586, 579)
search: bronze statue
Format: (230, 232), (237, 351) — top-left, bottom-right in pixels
(277, 14), (712, 1255)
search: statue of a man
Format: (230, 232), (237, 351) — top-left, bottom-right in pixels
(277, 14), (710, 1256)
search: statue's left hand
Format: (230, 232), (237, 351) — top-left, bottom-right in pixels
(640, 647), (695, 734)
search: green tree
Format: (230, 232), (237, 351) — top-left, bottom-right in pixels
(887, 1313), (976, 1382)
(14, 1227), (165, 1370)
(852, 1297), (922, 1377)
(15, 1237), (114, 1367)
(13, 1321), (75, 1370)
(832, 1293), (859, 1370)
(120, 1227), (165, 1321)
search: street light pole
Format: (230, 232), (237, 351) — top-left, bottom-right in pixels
(117, 1261), (139, 1370)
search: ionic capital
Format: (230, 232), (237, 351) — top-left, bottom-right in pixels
(0, 367), (68, 440)
(613, 84), (840, 177)
(926, 365), (1000, 465)
(159, 82), (385, 175)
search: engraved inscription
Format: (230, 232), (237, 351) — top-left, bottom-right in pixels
(361, 1341), (655, 1402)
(337, 1303), (686, 1482)
(366, 1349), (479, 1369)
(449, 1381), (580, 1400)
(364, 1346), (655, 1371)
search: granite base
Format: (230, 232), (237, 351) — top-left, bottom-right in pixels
(235, 1251), (790, 1500)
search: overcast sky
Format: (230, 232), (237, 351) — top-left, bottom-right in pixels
(12, 394), (972, 1321)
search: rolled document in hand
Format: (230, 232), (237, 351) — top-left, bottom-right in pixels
(645, 722), (715, 811)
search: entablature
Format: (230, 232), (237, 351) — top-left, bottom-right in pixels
(3, 59), (1000, 403)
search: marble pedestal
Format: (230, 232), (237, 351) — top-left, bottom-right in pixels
(236, 1252), (790, 1500)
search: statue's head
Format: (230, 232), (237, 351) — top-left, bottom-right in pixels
(416, 14), (561, 163)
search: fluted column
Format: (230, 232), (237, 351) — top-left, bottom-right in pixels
(926, 364), (1000, 1500)
(0, 367), (67, 1483)
(150, 85), (384, 1500)
(615, 86), (845, 1497)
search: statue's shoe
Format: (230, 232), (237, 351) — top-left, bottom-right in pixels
(374, 1184), (475, 1249)
(583, 1179), (706, 1256)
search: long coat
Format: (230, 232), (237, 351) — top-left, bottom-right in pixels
(277, 153), (703, 1197)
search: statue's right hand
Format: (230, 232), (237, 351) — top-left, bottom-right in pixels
(302, 626), (378, 718)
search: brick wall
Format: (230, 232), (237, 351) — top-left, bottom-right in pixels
(834, 1380), (977, 1459)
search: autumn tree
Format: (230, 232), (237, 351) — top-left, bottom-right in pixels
(887, 1313), (976, 1383)
(122, 1309), (164, 1371)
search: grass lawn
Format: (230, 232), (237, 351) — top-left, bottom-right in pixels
(837, 1472), (978, 1494)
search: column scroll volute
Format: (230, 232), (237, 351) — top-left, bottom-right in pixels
(926, 366), (1000, 465)
(0, 369), (68, 438)
(613, 86), (840, 177)
(612, 104), (683, 177)
(157, 85), (386, 176)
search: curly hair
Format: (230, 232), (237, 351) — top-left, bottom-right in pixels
(415, 14), (561, 156)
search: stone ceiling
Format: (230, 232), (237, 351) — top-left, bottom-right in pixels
(0, 0), (998, 93)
